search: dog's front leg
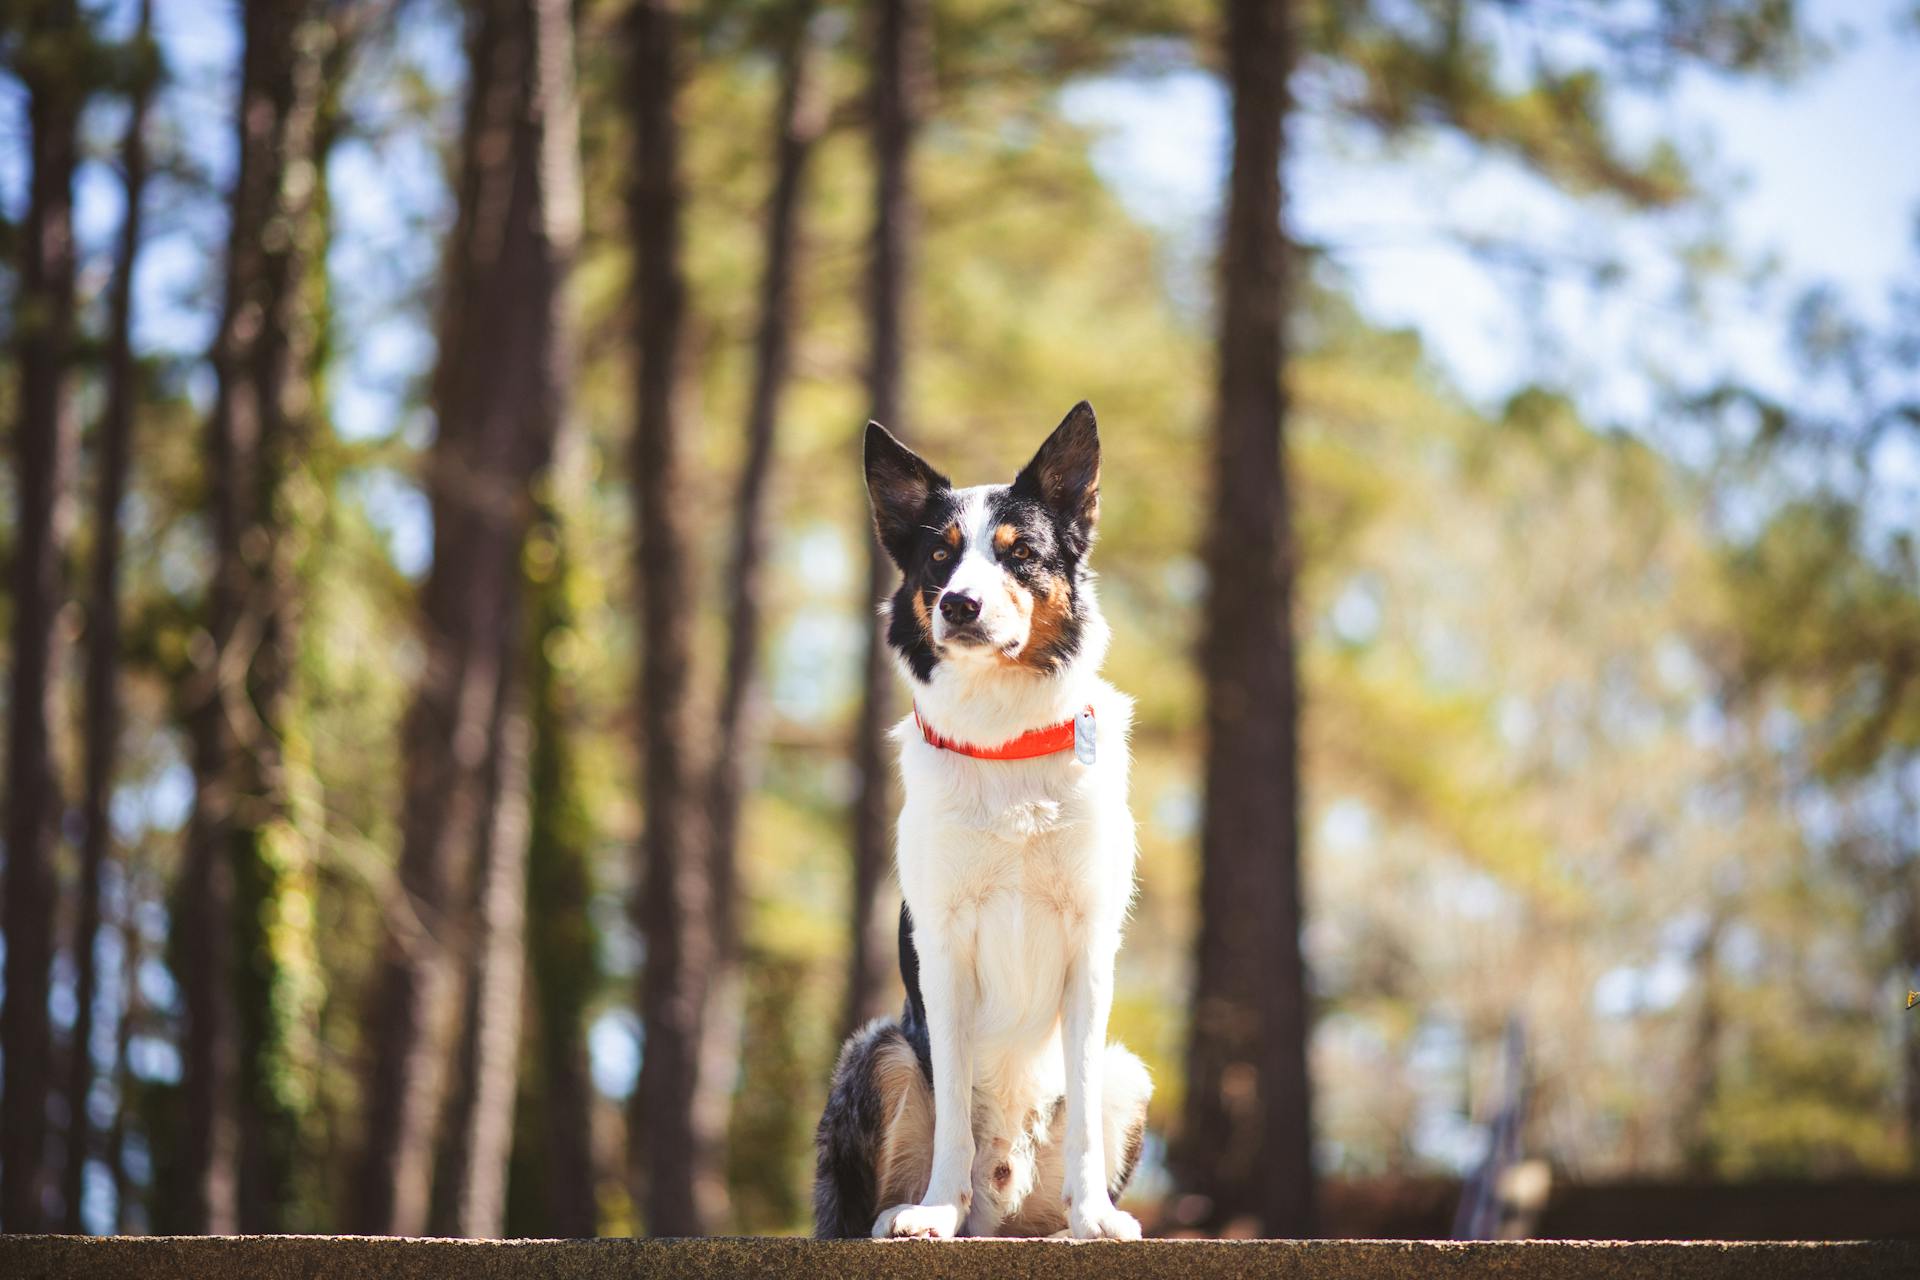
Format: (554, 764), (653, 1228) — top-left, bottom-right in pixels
(874, 926), (976, 1238)
(1061, 943), (1141, 1240)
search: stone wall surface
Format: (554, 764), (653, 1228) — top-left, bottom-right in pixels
(3, 1236), (1916, 1280)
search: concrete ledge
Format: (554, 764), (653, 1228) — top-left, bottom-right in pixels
(5, 1236), (1917, 1280)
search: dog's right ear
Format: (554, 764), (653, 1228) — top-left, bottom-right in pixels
(865, 422), (949, 569)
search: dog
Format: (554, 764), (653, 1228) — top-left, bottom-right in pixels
(813, 402), (1151, 1240)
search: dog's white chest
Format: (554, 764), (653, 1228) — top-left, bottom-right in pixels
(944, 817), (1095, 924)
(899, 757), (1113, 1050)
(952, 825), (1090, 1049)
(906, 761), (1099, 907)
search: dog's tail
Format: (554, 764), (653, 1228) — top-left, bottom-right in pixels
(812, 1015), (906, 1239)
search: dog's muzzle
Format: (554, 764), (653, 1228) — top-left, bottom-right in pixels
(934, 589), (994, 647)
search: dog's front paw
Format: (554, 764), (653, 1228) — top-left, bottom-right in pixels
(874, 1202), (964, 1239)
(1067, 1199), (1142, 1241)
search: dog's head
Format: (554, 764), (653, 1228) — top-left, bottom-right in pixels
(865, 402), (1102, 683)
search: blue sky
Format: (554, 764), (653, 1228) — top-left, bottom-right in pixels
(1066, 0), (1920, 428)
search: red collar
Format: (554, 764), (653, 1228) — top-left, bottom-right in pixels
(914, 704), (1092, 761)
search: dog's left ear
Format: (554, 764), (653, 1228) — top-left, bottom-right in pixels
(1014, 401), (1100, 543)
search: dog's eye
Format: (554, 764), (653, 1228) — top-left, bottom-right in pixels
(1011, 541), (1033, 561)
(931, 547), (950, 562)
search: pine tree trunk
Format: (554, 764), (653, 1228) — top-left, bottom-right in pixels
(626, 0), (720, 1236)
(508, 140), (594, 1232)
(1180, 0), (1315, 1238)
(179, 0), (328, 1233)
(109, 886), (145, 1234)
(1678, 918), (1724, 1176)
(699, 0), (827, 1209)
(441, 0), (583, 1238)
(229, 1), (349, 1231)
(442, 695), (534, 1237)
(2, 0), (84, 1235)
(521, 9), (594, 1235)
(509, 447), (598, 1238)
(356, 0), (570, 1234)
(845, 0), (924, 1039)
(63, 0), (156, 1234)
(176, 798), (238, 1231)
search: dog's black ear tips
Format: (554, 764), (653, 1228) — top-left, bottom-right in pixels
(1019, 402), (1101, 530)
(863, 420), (893, 471)
(1052, 401), (1099, 457)
(863, 421), (902, 491)
(864, 421), (939, 490)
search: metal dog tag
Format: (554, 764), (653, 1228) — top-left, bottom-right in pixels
(1074, 707), (1097, 765)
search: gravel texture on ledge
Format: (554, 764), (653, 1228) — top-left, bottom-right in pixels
(3, 1235), (1914, 1280)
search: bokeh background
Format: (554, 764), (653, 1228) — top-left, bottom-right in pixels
(0, 0), (1917, 1242)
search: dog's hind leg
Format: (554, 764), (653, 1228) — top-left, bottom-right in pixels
(871, 1037), (936, 1217)
(813, 1018), (935, 1238)
(996, 1045), (1153, 1237)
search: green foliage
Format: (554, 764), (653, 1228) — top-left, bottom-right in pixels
(1701, 1005), (1906, 1177)
(1720, 501), (1920, 777)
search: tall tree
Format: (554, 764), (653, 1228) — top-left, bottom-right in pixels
(1180, 0), (1314, 1238)
(357, 0), (572, 1235)
(627, 0), (722, 1235)
(439, 0), (583, 1240)
(700, 0), (828, 1205)
(1, 0), (84, 1234)
(64, 0), (157, 1234)
(176, 0), (329, 1233)
(505, 37), (593, 1212)
(436, 705), (533, 1238)
(507, 456), (598, 1239)
(845, 0), (923, 1037)
(232, 0), (378, 1231)
(1167, 0), (1808, 1230)
(108, 875), (148, 1234)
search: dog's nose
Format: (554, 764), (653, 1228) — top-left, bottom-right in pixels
(939, 591), (981, 625)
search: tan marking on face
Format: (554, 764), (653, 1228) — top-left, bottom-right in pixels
(873, 1040), (934, 1208)
(993, 524), (1019, 551)
(910, 588), (933, 640)
(1012, 576), (1072, 670)
(994, 577), (1037, 666)
(943, 523), (963, 549)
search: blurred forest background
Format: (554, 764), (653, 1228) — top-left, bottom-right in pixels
(1, 0), (1918, 1241)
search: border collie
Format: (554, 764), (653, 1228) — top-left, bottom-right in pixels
(813, 402), (1151, 1240)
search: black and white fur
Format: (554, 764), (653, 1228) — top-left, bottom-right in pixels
(813, 403), (1151, 1240)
